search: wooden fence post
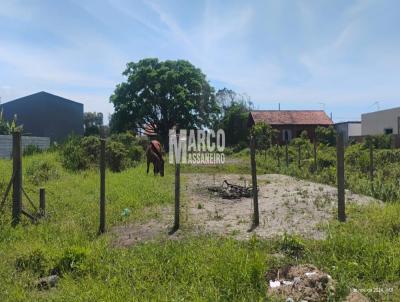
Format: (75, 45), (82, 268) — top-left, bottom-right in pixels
(369, 143), (374, 181)
(12, 132), (22, 226)
(276, 145), (280, 168)
(297, 144), (301, 168)
(313, 138), (317, 171)
(336, 132), (346, 222)
(99, 138), (106, 234)
(39, 188), (46, 217)
(171, 128), (180, 233)
(250, 135), (259, 229)
(285, 141), (289, 167)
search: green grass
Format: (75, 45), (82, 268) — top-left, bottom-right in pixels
(1, 151), (400, 301)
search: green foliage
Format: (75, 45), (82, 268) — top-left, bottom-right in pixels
(278, 233), (306, 258)
(106, 140), (128, 172)
(307, 204), (400, 300)
(61, 133), (144, 172)
(80, 135), (101, 163)
(26, 158), (60, 185)
(316, 126), (336, 146)
(110, 58), (219, 147)
(110, 131), (144, 162)
(15, 249), (49, 276)
(23, 145), (42, 156)
(364, 134), (392, 149)
(316, 147), (336, 168)
(83, 112), (103, 136)
(250, 121), (278, 150)
(61, 135), (90, 171)
(53, 247), (89, 276)
(2, 148), (400, 301)
(0, 110), (23, 134)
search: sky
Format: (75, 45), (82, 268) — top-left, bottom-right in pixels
(0, 0), (399, 123)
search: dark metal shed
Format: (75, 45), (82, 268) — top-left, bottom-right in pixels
(0, 91), (84, 142)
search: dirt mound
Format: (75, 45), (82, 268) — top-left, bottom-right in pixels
(266, 264), (335, 302)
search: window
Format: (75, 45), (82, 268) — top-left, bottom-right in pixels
(384, 128), (393, 134)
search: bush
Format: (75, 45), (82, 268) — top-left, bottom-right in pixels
(23, 144), (42, 156)
(60, 133), (144, 172)
(363, 134), (392, 149)
(110, 131), (145, 165)
(345, 144), (370, 173)
(80, 136), (101, 162)
(317, 150), (336, 168)
(26, 159), (60, 185)
(106, 141), (129, 172)
(61, 136), (89, 171)
(316, 125), (336, 146)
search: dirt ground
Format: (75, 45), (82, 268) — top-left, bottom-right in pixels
(184, 173), (379, 240)
(112, 173), (380, 246)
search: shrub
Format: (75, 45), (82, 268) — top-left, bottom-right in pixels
(26, 159), (60, 185)
(129, 145), (144, 162)
(363, 134), (392, 149)
(316, 125), (336, 146)
(80, 135), (101, 162)
(345, 144), (369, 173)
(317, 150), (336, 168)
(106, 140), (129, 172)
(60, 133), (144, 172)
(23, 144), (42, 156)
(61, 135), (89, 171)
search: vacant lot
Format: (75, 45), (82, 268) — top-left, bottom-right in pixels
(1, 151), (400, 301)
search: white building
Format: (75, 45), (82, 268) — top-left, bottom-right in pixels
(335, 121), (361, 144)
(362, 107), (400, 135)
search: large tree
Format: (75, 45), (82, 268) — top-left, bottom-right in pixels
(84, 112), (104, 136)
(110, 58), (219, 147)
(215, 88), (252, 148)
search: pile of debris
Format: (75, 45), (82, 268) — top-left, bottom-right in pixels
(207, 180), (256, 199)
(266, 264), (335, 302)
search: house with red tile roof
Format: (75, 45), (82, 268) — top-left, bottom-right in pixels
(248, 110), (333, 144)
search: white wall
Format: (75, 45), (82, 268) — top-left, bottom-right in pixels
(348, 123), (361, 136)
(362, 107), (400, 135)
(0, 135), (50, 158)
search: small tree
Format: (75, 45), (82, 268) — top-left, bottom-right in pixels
(315, 126), (336, 146)
(251, 122), (278, 157)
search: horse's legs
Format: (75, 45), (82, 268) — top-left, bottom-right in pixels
(147, 158), (150, 174)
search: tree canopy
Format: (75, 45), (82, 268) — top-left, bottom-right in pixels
(110, 58), (219, 146)
(215, 88), (252, 148)
(84, 112), (104, 136)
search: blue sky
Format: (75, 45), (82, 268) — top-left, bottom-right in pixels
(0, 0), (399, 123)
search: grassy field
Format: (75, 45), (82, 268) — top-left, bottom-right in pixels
(0, 150), (399, 301)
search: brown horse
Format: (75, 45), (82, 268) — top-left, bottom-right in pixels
(146, 140), (164, 176)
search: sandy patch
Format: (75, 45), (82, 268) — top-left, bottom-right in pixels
(184, 173), (379, 240)
(112, 173), (379, 246)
